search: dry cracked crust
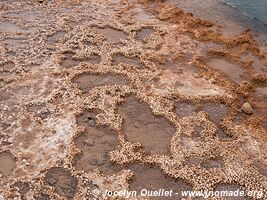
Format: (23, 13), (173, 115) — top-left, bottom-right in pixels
(0, 0), (266, 199)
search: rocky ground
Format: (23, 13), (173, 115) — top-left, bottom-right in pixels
(0, 0), (266, 199)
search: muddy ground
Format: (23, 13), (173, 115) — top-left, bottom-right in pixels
(0, 0), (266, 199)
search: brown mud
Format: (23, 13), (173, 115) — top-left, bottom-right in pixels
(0, 0), (266, 200)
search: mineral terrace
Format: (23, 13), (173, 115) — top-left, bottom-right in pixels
(0, 0), (266, 199)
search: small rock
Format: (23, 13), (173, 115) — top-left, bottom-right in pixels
(133, 122), (141, 128)
(252, 73), (267, 84)
(7, 137), (12, 143)
(209, 78), (216, 84)
(89, 156), (97, 166)
(88, 119), (95, 127)
(46, 177), (57, 185)
(0, 173), (3, 178)
(241, 102), (253, 115)
(38, 110), (50, 119)
(84, 138), (94, 146)
(96, 154), (106, 166)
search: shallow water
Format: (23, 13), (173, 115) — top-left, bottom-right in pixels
(1, 0), (266, 199)
(208, 58), (244, 83)
(75, 110), (119, 174)
(137, 27), (154, 41)
(223, 0), (267, 23)
(60, 52), (80, 68)
(175, 102), (196, 118)
(72, 73), (127, 92)
(172, 0), (267, 38)
(0, 152), (16, 177)
(0, 21), (24, 33)
(112, 54), (144, 68)
(45, 167), (78, 198)
(119, 97), (175, 155)
(94, 27), (127, 43)
(48, 30), (67, 43)
(130, 165), (192, 200)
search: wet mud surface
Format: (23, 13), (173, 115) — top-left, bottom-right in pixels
(0, 0), (267, 200)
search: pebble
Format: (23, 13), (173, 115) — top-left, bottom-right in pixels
(88, 119), (95, 127)
(133, 122), (141, 128)
(46, 177), (57, 185)
(241, 102), (253, 115)
(209, 78), (216, 84)
(7, 137), (12, 143)
(84, 138), (94, 146)
(96, 154), (106, 166)
(89, 156), (97, 166)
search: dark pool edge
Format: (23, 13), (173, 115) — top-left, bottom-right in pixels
(220, 0), (267, 25)
(217, 0), (267, 34)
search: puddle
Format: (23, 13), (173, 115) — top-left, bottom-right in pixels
(75, 110), (119, 173)
(60, 51), (80, 68)
(20, 118), (32, 130)
(69, 19), (86, 28)
(0, 122), (11, 130)
(0, 70), (17, 78)
(217, 129), (230, 139)
(234, 112), (247, 124)
(202, 102), (229, 138)
(0, 151), (16, 177)
(0, 61), (15, 70)
(13, 181), (30, 197)
(201, 158), (223, 169)
(253, 161), (267, 176)
(33, 193), (50, 200)
(94, 27), (127, 43)
(202, 102), (228, 124)
(194, 125), (204, 138)
(118, 97), (175, 155)
(22, 13), (38, 22)
(208, 58), (244, 83)
(82, 40), (95, 47)
(175, 102), (196, 118)
(72, 73), (126, 92)
(27, 27), (38, 34)
(6, 12), (39, 22)
(48, 30), (67, 43)
(44, 167), (78, 199)
(255, 87), (267, 97)
(254, 87), (267, 129)
(20, 12), (38, 22)
(242, 53), (267, 74)
(61, 51), (101, 68)
(129, 164), (192, 200)
(15, 129), (37, 149)
(6, 51), (16, 56)
(137, 28), (154, 41)
(85, 53), (101, 65)
(112, 54), (144, 68)
(215, 183), (251, 200)
(0, 21), (24, 33)
(5, 38), (25, 49)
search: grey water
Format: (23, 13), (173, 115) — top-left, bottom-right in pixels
(223, 0), (267, 23)
(171, 0), (267, 45)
